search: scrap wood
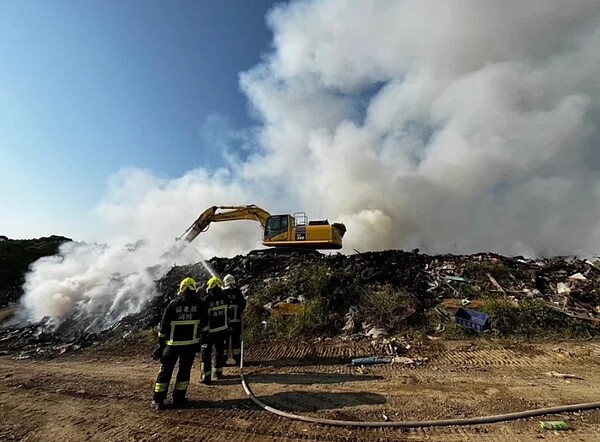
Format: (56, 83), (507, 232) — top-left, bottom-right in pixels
(434, 307), (451, 321)
(487, 273), (506, 293)
(584, 260), (600, 272)
(547, 305), (600, 325)
(442, 279), (460, 295)
(546, 371), (584, 380)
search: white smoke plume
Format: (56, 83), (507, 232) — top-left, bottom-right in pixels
(20, 239), (212, 331)
(20, 0), (600, 326)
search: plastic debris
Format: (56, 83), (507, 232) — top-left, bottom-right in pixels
(351, 357), (390, 366)
(454, 307), (490, 332)
(540, 421), (569, 430)
(444, 276), (468, 283)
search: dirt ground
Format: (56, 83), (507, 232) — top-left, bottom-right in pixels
(1, 338), (599, 441)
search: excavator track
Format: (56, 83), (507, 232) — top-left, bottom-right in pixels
(248, 248), (322, 258)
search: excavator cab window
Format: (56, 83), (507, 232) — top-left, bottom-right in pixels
(265, 215), (289, 240)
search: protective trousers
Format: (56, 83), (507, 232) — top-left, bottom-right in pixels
(228, 323), (242, 365)
(201, 332), (228, 381)
(153, 345), (196, 403)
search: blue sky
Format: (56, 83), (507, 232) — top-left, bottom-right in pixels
(0, 0), (280, 239)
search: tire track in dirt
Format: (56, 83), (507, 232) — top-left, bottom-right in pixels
(243, 340), (600, 440)
(0, 357), (409, 441)
(246, 341), (599, 372)
(2, 340), (600, 441)
(244, 341), (372, 365)
(431, 348), (559, 368)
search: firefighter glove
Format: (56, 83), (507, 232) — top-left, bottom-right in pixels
(152, 345), (165, 361)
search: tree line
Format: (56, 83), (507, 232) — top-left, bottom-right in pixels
(0, 235), (70, 307)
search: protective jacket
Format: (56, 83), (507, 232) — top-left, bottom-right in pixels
(158, 290), (207, 346)
(200, 286), (229, 382)
(202, 286), (229, 334)
(223, 285), (246, 365)
(153, 287), (206, 405)
(224, 286), (246, 325)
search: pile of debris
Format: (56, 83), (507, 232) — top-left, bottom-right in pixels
(1, 250), (599, 359)
(0, 314), (141, 358)
(424, 253), (600, 326)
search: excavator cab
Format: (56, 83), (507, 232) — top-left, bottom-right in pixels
(264, 214), (290, 241)
(263, 212), (345, 249)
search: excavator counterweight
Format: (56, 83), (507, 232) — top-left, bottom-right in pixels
(180, 205), (346, 250)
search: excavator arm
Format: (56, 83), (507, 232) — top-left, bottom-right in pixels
(180, 205), (272, 243)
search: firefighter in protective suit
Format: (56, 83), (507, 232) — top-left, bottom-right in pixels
(199, 276), (229, 384)
(151, 277), (206, 410)
(222, 274), (246, 366)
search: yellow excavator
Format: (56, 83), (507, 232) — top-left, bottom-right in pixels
(180, 205), (346, 250)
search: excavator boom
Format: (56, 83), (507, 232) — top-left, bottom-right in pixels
(180, 205), (271, 243)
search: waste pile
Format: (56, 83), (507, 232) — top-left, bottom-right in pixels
(424, 252), (600, 326)
(1, 250), (599, 359)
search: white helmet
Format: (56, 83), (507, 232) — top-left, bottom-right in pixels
(223, 274), (236, 289)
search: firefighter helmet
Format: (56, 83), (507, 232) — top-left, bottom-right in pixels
(179, 277), (197, 293)
(206, 276), (223, 291)
(223, 274), (235, 288)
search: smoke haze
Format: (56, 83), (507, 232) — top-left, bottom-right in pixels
(20, 0), (600, 325)
(98, 0), (600, 258)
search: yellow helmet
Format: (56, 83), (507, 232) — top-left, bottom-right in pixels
(206, 276), (222, 291)
(179, 277), (197, 293)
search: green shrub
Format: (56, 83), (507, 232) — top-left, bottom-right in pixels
(481, 297), (595, 338)
(463, 261), (513, 286)
(243, 263), (359, 342)
(358, 284), (417, 331)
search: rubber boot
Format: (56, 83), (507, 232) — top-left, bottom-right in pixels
(201, 376), (212, 385)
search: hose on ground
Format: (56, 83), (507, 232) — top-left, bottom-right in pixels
(238, 322), (600, 427)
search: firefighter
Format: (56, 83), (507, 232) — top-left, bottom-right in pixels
(222, 274), (246, 366)
(151, 277), (206, 410)
(199, 276), (229, 384)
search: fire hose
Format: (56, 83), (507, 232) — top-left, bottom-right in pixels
(238, 323), (600, 428)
